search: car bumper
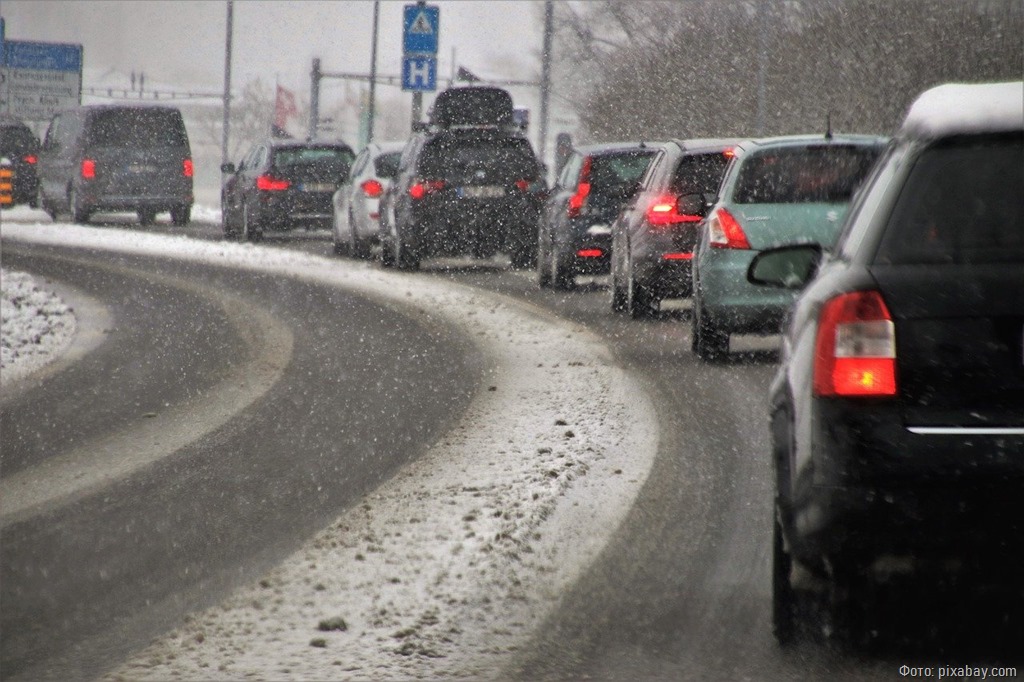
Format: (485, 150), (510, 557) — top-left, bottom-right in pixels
(793, 398), (1024, 563)
(697, 247), (797, 333)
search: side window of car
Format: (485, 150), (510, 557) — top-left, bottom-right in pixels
(350, 150), (369, 179)
(558, 153), (582, 190)
(43, 116), (61, 151)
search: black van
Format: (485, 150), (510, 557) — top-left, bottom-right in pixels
(38, 104), (194, 226)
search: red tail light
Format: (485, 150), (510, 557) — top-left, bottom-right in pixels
(515, 178), (531, 192)
(257, 174), (289, 191)
(567, 156), (592, 218)
(183, 159), (194, 177)
(81, 159), (96, 179)
(409, 179), (444, 199)
(708, 207), (751, 249)
(23, 154), (38, 165)
(813, 290), (897, 398)
(576, 248), (604, 258)
(662, 252), (693, 260)
(361, 178), (384, 198)
(645, 195), (703, 227)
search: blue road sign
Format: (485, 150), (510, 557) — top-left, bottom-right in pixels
(401, 55), (437, 92)
(403, 5), (439, 55)
(2, 40), (82, 71)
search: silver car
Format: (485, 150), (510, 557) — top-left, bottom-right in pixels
(332, 141), (405, 258)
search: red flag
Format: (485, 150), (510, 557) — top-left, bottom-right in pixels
(274, 85), (299, 135)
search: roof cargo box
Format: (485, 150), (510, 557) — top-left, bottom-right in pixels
(430, 86), (514, 128)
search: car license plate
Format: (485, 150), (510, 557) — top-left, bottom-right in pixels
(460, 185), (504, 199)
(302, 183), (334, 192)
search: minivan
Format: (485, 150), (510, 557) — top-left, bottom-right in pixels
(38, 104), (194, 226)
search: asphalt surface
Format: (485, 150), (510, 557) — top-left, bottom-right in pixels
(3, 217), (1021, 680)
(1, 242), (483, 681)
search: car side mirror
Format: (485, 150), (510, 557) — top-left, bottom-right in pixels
(747, 244), (824, 290)
(220, 162), (236, 174)
(677, 193), (707, 217)
(411, 121), (429, 133)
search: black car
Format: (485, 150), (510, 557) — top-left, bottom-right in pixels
(37, 104), (194, 225)
(0, 115), (40, 208)
(608, 139), (738, 316)
(748, 81), (1024, 644)
(537, 142), (656, 290)
(378, 86), (545, 271)
(221, 139), (355, 241)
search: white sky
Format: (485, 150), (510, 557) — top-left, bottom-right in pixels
(1, 1), (545, 99)
(1, 213), (658, 679)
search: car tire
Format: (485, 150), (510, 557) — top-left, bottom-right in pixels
(537, 229), (552, 288)
(692, 288), (729, 360)
(349, 212), (371, 259)
(626, 250), (654, 318)
(138, 208), (157, 226)
(242, 201), (263, 242)
(69, 188), (90, 224)
(773, 511), (797, 646)
(610, 274), (627, 312)
(40, 188), (57, 220)
(551, 245), (574, 290)
(171, 204), (191, 227)
(394, 233), (420, 271)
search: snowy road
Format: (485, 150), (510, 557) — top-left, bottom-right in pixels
(1, 221), (658, 681)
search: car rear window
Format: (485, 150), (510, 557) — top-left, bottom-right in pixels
(589, 151), (655, 193)
(275, 146), (354, 174)
(419, 136), (537, 180)
(87, 109), (188, 148)
(875, 133), (1023, 265)
(733, 144), (880, 204)
(1, 125), (38, 154)
(670, 152), (730, 195)
(374, 151), (402, 179)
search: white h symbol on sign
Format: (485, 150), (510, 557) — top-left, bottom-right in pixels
(408, 59), (431, 88)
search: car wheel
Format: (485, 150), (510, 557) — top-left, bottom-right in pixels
(40, 188), (57, 220)
(626, 250), (654, 318)
(537, 228), (552, 288)
(138, 208), (157, 226)
(773, 511), (797, 646)
(69, 188), (90, 224)
(393, 232), (420, 271)
(610, 258), (628, 312)
(551, 244), (574, 290)
(242, 201), (263, 242)
(170, 204), (191, 227)
(692, 287), (729, 360)
(349, 212), (370, 259)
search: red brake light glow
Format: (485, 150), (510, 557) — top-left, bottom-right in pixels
(409, 179), (444, 199)
(813, 290), (897, 398)
(567, 156), (593, 218)
(23, 154), (38, 165)
(361, 178), (384, 198)
(183, 159), (194, 178)
(81, 159), (96, 179)
(576, 248), (604, 258)
(708, 206), (751, 249)
(645, 195), (703, 227)
(662, 252), (693, 260)
(515, 179), (531, 192)
(256, 174), (290, 191)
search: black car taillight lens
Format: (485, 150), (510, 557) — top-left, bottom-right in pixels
(410, 179), (444, 199)
(813, 290), (897, 397)
(257, 174), (290, 191)
(81, 159), (96, 179)
(361, 179), (384, 198)
(645, 194), (702, 227)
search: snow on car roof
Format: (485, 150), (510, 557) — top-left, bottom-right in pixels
(901, 81), (1024, 139)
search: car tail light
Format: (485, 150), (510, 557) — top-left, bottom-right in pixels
(567, 156), (592, 218)
(81, 159), (96, 179)
(645, 195), (702, 227)
(515, 179), (531, 192)
(662, 252), (693, 260)
(707, 206), (751, 249)
(410, 179), (445, 199)
(361, 178), (384, 198)
(723, 147), (736, 159)
(813, 290), (897, 397)
(23, 154), (38, 165)
(183, 159), (194, 177)
(577, 248), (604, 258)
(257, 174), (290, 191)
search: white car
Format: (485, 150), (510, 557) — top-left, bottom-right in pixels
(332, 141), (405, 258)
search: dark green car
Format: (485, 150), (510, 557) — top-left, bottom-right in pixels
(691, 134), (887, 360)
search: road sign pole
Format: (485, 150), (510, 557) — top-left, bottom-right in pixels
(411, 91), (422, 131)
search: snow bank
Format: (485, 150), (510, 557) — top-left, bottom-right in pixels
(1, 268), (77, 385)
(2, 222), (659, 680)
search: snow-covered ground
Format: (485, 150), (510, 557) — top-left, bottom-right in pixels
(2, 213), (660, 680)
(1, 268), (77, 384)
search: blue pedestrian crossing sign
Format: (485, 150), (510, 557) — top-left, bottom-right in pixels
(401, 55), (437, 92)
(403, 5), (439, 55)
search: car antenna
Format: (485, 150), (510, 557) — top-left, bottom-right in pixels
(825, 111), (833, 141)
